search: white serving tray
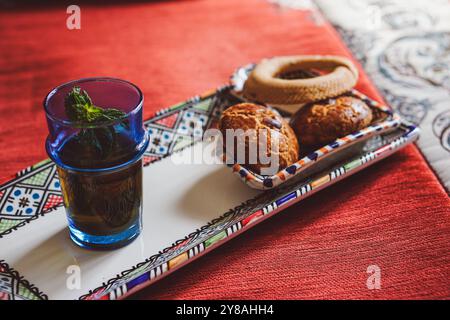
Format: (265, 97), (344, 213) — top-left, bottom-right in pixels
(0, 86), (419, 300)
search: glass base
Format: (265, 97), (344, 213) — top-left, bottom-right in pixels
(69, 222), (141, 250)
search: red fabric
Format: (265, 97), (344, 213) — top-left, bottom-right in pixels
(0, 0), (449, 299)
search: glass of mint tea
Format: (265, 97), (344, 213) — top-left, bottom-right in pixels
(44, 78), (149, 249)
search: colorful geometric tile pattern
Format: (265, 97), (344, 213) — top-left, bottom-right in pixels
(0, 261), (47, 300)
(153, 112), (179, 128)
(0, 163), (60, 238)
(0, 219), (21, 234)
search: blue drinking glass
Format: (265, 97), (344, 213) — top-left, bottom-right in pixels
(44, 78), (149, 249)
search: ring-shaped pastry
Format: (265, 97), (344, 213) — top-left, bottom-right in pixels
(243, 55), (359, 105)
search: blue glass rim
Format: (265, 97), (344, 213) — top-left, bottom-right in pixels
(44, 77), (149, 173)
(43, 77), (144, 128)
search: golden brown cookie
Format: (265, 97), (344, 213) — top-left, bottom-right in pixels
(243, 55), (358, 105)
(290, 96), (373, 148)
(219, 103), (299, 175)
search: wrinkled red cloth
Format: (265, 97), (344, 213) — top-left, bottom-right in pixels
(0, 0), (449, 299)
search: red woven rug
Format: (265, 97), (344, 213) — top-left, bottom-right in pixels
(0, 0), (448, 299)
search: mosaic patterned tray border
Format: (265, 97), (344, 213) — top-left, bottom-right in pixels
(0, 85), (419, 300)
(0, 260), (48, 300)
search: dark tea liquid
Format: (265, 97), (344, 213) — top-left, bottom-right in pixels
(57, 132), (143, 238)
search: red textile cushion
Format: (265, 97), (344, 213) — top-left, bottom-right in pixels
(0, 0), (448, 299)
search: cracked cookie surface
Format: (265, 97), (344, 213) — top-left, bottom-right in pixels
(290, 96), (372, 148)
(219, 103), (299, 175)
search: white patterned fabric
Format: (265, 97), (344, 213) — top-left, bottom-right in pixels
(315, 0), (450, 191)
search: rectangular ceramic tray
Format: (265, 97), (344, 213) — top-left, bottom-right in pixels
(229, 64), (401, 189)
(0, 86), (419, 300)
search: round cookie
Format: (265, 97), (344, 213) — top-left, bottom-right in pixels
(219, 103), (299, 175)
(243, 55), (358, 105)
(290, 96), (373, 148)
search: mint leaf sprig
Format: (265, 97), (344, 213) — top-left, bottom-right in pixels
(65, 86), (128, 125)
(64, 86), (129, 158)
